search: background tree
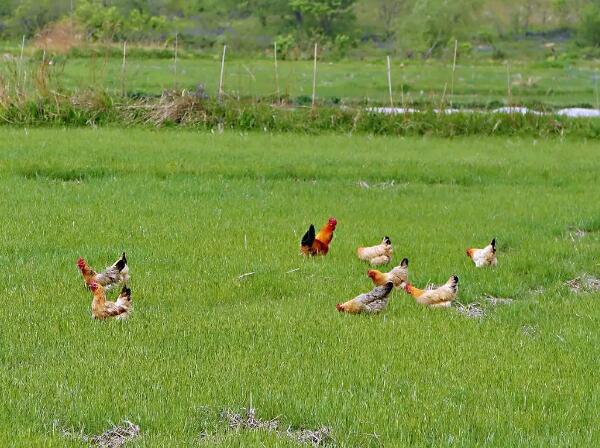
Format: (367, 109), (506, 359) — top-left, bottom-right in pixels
(578, 1), (600, 45)
(289, 0), (357, 40)
(378, 0), (407, 42)
(410, 0), (483, 56)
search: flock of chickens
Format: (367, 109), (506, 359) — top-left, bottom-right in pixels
(77, 254), (132, 319)
(301, 217), (497, 314)
(76, 217), (496, 320)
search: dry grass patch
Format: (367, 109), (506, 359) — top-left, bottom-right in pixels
(565, 274), (600, 294)
(59, 420), (140, 447)
(219, 407), (333, 447)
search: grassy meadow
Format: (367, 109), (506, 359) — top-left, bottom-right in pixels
(35, 56), (600, 108)
(1, 128), (600, 446)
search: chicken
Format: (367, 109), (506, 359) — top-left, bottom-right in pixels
(300, 217), (337, 256)
(89, 282), (132, 320)
(466, 238), (497, 267)
(77, 252), (129, 290)
(357, 236), (393, 266)
(403, 275), (459, 308)
(368, 258), (409, 288)
(336, 282), (394, 314)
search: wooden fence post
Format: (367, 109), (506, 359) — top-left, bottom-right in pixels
(274, 42), (280, 103)
(311, 43), (318, 109)
(450, 39), (458, 109)
(218, 44), (227, 102)
(121, 41), (127, 97)
(173, 32), (179, 91)
(387, 55), (393, 109)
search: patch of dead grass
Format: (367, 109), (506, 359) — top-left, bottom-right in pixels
(455, 302), (485, 319)
(59, 420), (140, 448)
(455, 295), (513, 319)
(219, 407), (333, 446)
(565, 274), (600, 294)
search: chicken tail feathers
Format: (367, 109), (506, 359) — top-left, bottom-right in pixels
(115, 252), (127, 272)
(364, 282), (394, 304)
(115, 286), (132, 308)
(490, 238), (496, 252)
(301, 224), (316, 248)
(449, 275), (459, 291)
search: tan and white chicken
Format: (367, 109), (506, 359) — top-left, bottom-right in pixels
(89, 282), (132, 320)
(357, 236), (393, 266)
(466, 238), (497, 267)
(336, 282), (394, 314)
(403, 275), (459, 308)
(368, 258), (409, 288)
(77, 252), (130, 290)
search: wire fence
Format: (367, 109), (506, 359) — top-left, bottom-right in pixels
(1, 39), (600, 111)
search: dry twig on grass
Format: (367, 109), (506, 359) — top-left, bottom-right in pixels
(236, 272), (256, 281)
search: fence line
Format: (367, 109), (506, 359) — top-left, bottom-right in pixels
(3, 37), (599, 113)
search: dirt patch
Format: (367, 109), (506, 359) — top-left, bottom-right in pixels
(565, 274), (600, 294)
(484, 295), (513, 306)
(90, 421), (140, 448)
(455, 302), (485, 319)
(288, 427), (334, 446)
(219, 407), (333, 446)
(60, 420), (140, 447)
(221, 407), (279, 432)
(455, 296), (513, 319)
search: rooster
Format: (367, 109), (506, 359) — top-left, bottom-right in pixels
(89, 282), (132, 320)
(368, 258), (409, 288)
(300, 218), (337, 256)
(466, 238), (497, 267)
(403, 275), (459, 308)
(77, 252), (129, 290)
(357, 236), (393, 266)
(336, 282), (394, 314)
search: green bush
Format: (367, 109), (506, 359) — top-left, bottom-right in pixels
(578, 4), (600, 47)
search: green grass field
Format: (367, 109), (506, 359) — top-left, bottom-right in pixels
(1, 128), (599, 446)
(36, 56), (600, 107)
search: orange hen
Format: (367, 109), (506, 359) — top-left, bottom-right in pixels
(89, 282), (132, 320)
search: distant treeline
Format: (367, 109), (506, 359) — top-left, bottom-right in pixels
(0, 0), (600, 56)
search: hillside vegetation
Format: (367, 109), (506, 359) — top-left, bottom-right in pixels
(1, 0), (600, 58)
